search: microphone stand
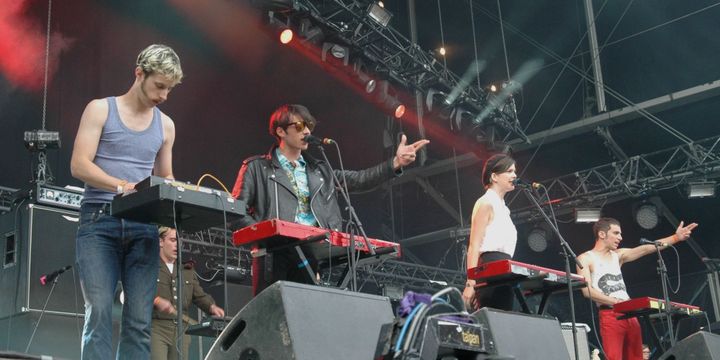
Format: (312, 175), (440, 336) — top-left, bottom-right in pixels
(653, 243), (676, 347)
(315, 143), (375, 292)
(520, 186), (582, 360)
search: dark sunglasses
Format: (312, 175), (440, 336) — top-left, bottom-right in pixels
(284, 120), (314, 132)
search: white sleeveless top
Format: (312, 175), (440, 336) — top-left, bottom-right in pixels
(472, 188), (517, 257)
(586, 251), (630, 301)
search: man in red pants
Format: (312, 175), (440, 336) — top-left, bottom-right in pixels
(576, 217), (698, 360)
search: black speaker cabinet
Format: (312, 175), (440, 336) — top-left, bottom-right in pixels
(0, 204), (83, 318)
(658, 331), (720, 360)
(474, 307), (571, 360)
(205, 281), (395, 360)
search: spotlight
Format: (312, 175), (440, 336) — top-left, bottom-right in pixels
(393, 103), (406, 119)
(687, 181), (716, 198)
(575, 208), (601, 223)
(527, 227), (548, 253)
(438, 47), (446, 56)
(278, 28), (294, 44)
(298, 18), (324, 45)
(489, 84), (498, 93)
(367, 2), (393, 27)
(352, 60), (376, 93)
(634, 202), (659, 230)
(24, 130), (60, 151)
(377, 81), (405, 118)
(322, 43), (350, 66)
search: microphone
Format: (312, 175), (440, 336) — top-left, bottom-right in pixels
(512, 178), (541, 189)
(40, 265), (72, 285)
(639, 238), (668, 247)
(303, 135), (335, 145)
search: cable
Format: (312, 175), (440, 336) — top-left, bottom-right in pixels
(196, 174), (231, 193)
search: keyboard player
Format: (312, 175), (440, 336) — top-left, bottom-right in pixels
(575, 217), (698, 360)
(462, 154), (519, 312)
(231, 104), (428, 295)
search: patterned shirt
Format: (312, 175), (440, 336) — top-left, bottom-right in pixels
(276, 149), (318, 226)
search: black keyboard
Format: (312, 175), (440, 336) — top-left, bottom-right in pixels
(185, 316), (233, 337)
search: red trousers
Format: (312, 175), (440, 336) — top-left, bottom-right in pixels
(599, 309), (643, 360)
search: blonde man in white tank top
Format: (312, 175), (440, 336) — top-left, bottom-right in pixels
(463, 154), (519, 311)
(576, 217), (698, 360)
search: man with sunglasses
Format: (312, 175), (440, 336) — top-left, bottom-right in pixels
(232, 104), (429, 295)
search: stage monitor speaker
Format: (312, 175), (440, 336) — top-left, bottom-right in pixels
(561, 323), (591, 360)
(474, 308), (571, 360)
(205, 281), (394, 360)
(0, 204), (83, 318)
(658, 331), (720, 360)
(0, 311), (83, 358)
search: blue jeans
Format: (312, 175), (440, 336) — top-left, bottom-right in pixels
(76, 202), (159, 360)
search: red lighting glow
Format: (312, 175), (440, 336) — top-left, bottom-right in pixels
(394, 104), (406, 119)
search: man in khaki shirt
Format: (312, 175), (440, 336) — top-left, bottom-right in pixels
(151, 227), (224, 360)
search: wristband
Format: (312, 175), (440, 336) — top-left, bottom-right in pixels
(153, 296), (161, 306)
(117, 180), (128, 194)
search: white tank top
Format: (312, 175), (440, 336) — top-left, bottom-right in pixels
(472, 188), (517, 257)
(586, 251), (630, 301)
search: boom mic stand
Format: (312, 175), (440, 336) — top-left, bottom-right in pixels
(520, 186), (583, 360)
(653, 243), (676, 347)
(315, 142), (375, 292)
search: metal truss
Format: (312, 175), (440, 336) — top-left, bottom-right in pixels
(180, 227), (251, 271)
(323, 259), (465, 294)
(296, 0), (470, 94)
(511, 134), (720, 221)
(402, 135), (720, 246)
(275, 0), (527, 141)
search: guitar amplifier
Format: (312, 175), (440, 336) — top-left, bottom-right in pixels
(0, 204), (83, 318)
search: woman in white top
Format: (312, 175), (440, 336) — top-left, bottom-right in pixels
(462, 154), (519, 311)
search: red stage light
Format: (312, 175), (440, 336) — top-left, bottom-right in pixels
(394, 104), (406, 119)
(279, 29), (293, 44)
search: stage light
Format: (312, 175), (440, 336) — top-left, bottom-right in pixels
(575, 208), (602, 223)
(298, 18), (324, 45)
(279, 28), (294, 44)
(687, 181), (716, 198)
(353, 60), (377, 93)
(377, 81), (405, 118)
(367, 2), (393, 27)
(527, 227), (548, 253)
(322, 43), (350, 66)
(438, 47), (446, 56)
(634, 202), (659, 230)
(393, 103), (406, 119)
(24, 130), (60, 151)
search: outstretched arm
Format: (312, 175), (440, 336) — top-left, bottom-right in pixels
(619, 221), (698, 264)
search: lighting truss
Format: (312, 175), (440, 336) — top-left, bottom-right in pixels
(278, 0), (530, 142)
(401, 135), (720, 247)
(509, 135), (720, 222)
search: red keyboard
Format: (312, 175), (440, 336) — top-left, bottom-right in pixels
(232, 219), (401, 260)
(614, 297), (702, 316)
(468, 259), (584, 284)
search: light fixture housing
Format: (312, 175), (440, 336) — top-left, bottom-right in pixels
(367, 2), (393, 27)
(634, 203), (659, 230)
(527, 227), (548, 253)
(687, 181), (716, 198)
(574, 208), (602, 223)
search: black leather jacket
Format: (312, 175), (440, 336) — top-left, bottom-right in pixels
(231, 146), (399, 231)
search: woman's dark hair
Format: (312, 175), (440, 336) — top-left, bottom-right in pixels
(481, 154), (515, 188)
